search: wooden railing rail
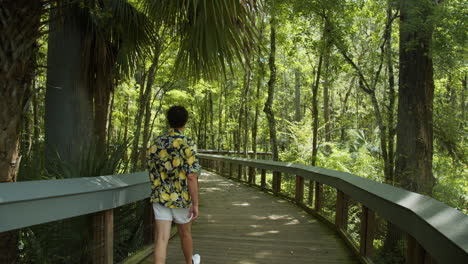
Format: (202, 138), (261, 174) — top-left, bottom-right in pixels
(198, 149), (272, 157)
(198, 153), (468, 264)
(0, 172), (153, 264)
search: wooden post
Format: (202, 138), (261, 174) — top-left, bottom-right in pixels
(335, 190), (349, 230)
(359, 205), (375, 258)
(248, 167), (256, 185)
(295, 175), (304, 204)
(220, 160), (225, 176)
(406, 234), (435, 264)
(93, 209), (113, 264)
(261, 169), (266, 189)
(143, 199), (154, 245)
(229, 163), (233, 178)
(237, 164), (242, 180)
(308, 180), (314, 205)
(314, 182), (323, 211)
(273, 172), (281, 194)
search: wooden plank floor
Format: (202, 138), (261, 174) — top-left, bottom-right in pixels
(141, 171), (357, 264)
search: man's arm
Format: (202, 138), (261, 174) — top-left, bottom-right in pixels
(187, 173), (199, 221)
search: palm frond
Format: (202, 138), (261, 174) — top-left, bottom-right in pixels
(143, 0), (259, 80)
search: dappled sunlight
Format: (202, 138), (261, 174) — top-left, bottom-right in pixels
(284, 219), (300, 225)
(268, 214), (293, 220)
(203, 187), (222, 193)
(250, 214), (293, 221)
(394, 191), (426, 208)
(246, 230), (280, 236)
(217, 182), (237, 187)
(426, 207), (459, 227)
(254, 250), (273, 258)
(232, 202), (251, 206)
(236, 260), (256, 264)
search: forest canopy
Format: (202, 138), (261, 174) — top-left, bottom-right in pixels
(0, 0), (466, 262)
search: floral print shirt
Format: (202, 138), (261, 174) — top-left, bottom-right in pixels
(147, 128), (200, 208)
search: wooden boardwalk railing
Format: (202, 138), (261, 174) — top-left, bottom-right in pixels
(197, 153), (468, 264)
(0, 172), (153, 264)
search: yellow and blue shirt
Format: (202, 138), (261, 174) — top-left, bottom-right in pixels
(147, 128), (200, 208)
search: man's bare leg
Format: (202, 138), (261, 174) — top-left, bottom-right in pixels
(177, 222), (193, 264)
(154, 220), (172, 264)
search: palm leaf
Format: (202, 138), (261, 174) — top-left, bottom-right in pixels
(142, 0), (259, 80)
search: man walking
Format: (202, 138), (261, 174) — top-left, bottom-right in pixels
(147, 106), (201, 264)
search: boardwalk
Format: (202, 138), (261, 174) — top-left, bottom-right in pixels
(142, 171), (357, 264)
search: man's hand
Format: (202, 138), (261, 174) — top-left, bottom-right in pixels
(188, 205), (199, 222)
(187, 173), (199, 222)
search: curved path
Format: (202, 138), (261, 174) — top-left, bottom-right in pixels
(142, 171), (357, 264)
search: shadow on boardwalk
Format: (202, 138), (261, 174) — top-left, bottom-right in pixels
(142, 171), (357, 264)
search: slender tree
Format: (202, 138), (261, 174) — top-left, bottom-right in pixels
(264, 17), (279, 162)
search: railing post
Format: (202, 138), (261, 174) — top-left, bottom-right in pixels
(359, 205), (375, 258)
(273, 172), (281, 194)
(314, 182), (323, 211)
(229, 163), (233, 178)
(295, 175), (304, 204)
(406, 234), (435, 264)
(238, 164), (242, 180)
(143, 199), (154, 245)
(220, 160), (225, 176)
(248, 167), (255, 185)
(335, 190), (349, 230)
(308, 180), (314, 205)
(93, 209), (113, 264)
(261, 169), (266, 189)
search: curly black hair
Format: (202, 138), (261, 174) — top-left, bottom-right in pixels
(167, 105), (189, 128)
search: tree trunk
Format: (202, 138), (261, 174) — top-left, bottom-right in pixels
(130, 65), (150, 170)
(22, 85), (33, 155)
(395, 0), (436, 195)
(243, 69), (251, 160)
(322, 19), (332, 141)
(0, 0), (42, 261)
(217, 83), (224, 150)
(311, 54), (323, 166)
(46, 4), (94, 168)
(0, 81), (22, 264)
(209, 91), (215, 149)
(107, 90), (115, 148)
(253, 63), (265, 158)
(32, 77), (40, 143)
(461, 74), (466, 127)
(339, 81), (353, 143)
(252, 19), (266, 158)
(203, 95), (208, 149)
(93, 75), (112, 153)
(264, 18), (279, 162)
(385, 5), (396, 185)
(123, 95), (130, 145)
(140, 87), (153, 169)
(140, 49), (161, 169)
(294, 69), (301, 122)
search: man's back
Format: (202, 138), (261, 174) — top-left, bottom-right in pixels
(148, 128), (199, 208)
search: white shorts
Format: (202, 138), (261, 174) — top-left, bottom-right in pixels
(152, 203), (192, 224)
